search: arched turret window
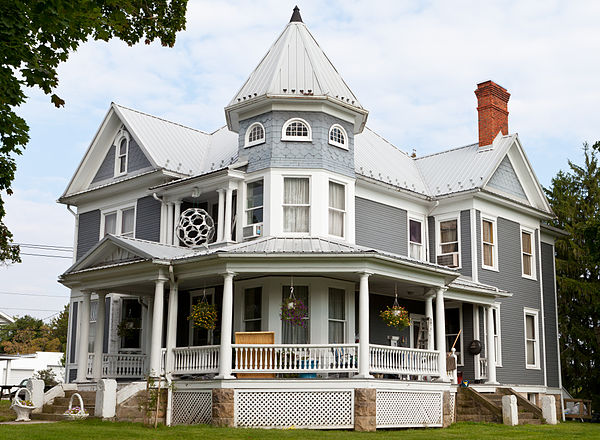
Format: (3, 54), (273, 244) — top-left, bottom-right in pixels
(282, 118), (312, 141)
(245, 122), (266, 147)
(328, 124), (348, 149)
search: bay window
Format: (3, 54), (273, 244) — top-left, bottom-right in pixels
(328, 181), (345, 237)
(283, 177), (310, 233)
(282, 286), (309, 343)
(246, 180), (264, 225)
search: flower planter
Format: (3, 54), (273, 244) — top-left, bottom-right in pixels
(10, 388), (37, 422)
(298, 359), (318, 378)
(63, 392), (89, 420)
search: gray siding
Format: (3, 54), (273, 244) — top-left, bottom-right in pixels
(461, 303), (475, 379)
(542, 242), (560, 388)
(91, 133), (152, 184)
(477, 211), (545, 386)
(69, 301), (78, 364)
(238, 111), (355, 178)
(459, 210), (471, 278)
(428, 216), (436, 263)
(135, 196), (161, 242)
(355, 197), (407, 256)
(77, 210), (101, 260)
(488, 156), (527, 200)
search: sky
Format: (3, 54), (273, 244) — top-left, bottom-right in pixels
(2, 0), (600, 320)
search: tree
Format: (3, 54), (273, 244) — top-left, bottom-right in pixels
(0, 0), (188, 264)
(49, 304), (69, 352)
(0, 315), (61, 354)
(545, 141), (600, 410)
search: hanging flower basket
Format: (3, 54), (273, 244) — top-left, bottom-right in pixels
(380, 305), (410, 331)
(63, 393), (89, 420)
(280, 298), (308, 328)
(188, 301), (218, 330)
(117, 318), (142, 338)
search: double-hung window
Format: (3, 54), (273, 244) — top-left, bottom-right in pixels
(328, 181), (345, 237)
(482, 217), (497, 270)
(521, 229), (535, 278)
(483, 305), (502, 366)
(524, 308), (539, 368)
(328, 288), (346, 343)
(283, 177), (310, 233)
(282, 286), (309, 343)
(246, 180), (264, 225)
(409, 219), (424, 260)
(243, 287), (262, 331)
(438, 219), (459, 267)
(103, 206), (135, 238)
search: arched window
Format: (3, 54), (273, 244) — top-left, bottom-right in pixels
(245, 122), (266, 148)
(328, 124), (348, 149)
(282, 118), (312, 141)
(114, 130), (130, 176)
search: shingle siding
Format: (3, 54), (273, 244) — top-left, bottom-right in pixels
(355, 197), (407, 256)
(477, 211), (545, 386)
(77, 209), (101, 260)
(91, 133), (152, 184)
(542, 242), (560, 388)
(135, 196), (161, 242)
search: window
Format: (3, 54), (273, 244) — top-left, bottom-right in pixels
(245, 122), (265, 147)
(409, 219), (424, 260)
(102, 206), (135, 238)
(328, 181), (345, 237)
(521, 229), (535, 278)
(282, 118), (312, 141)
(88, 300), (98, 353)
(246, 180), (264, 225)
(190, 289), (219, 346)
(282, 286), (309, 343)
(328, 288), (346, 343)
(482, 217), (497, 269)
(114, 132), (130, 176)
(283, 177), (310, 233)
(437, 218), (459, 267)
(120, 298), (142, 350)
(244, 287), (262, 331)
(483, 305), (502, 366)
(445, 307), (463, 365)
(328, 124), (348, 149)
(524, 309), (539, 368)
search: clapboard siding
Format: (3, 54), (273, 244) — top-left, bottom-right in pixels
(542, 242), (560, 388)
(136, 196), (161, 242)
(355, 197), (407, 256)
(428, 216), (436, 263)
(459, 210), (472, 277)
(77, 210), (101, 260)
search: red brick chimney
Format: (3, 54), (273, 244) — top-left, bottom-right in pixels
(475, 80), (510, 147)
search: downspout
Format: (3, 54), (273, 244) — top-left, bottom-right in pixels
(425, 201), (439, 263)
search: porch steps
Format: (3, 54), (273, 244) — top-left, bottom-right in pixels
(33, 390), (97, 421)
(456, 387), (544, 425)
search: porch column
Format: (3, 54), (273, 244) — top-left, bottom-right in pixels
(167, 202), (174, 245)
(165, 279), (179, 377)
(485, 305), (498, 384)
(216, 189), (225, 242)
(76, 291), (91, 382)
(93, 292), (107, 380)
(145, 296), (154, 357)
(425, 293), (435, 351)
(355, 272), (373, 379)
(173, 201), (182, 245)
(149, 270), (168, 376)
(216, 271), (236, 379)
(160, 201), (167, 244)
(223, 188), (233, 242)
(435, 287), (449, 381)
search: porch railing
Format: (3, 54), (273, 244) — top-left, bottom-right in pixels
(87, 353), (147, 378)
(173, 345), (219, 375)
(369, 344), (440, 376)
(232, 343), (359, 374)
(477, 357), (488, 380)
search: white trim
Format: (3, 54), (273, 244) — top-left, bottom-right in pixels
(482, 303), (503, 367)
(99, 201), (137, 240)
(480, 215), (498, 271)
(328, 124), (348, 150)
(281, 118), (312, 142)
(435, 214), (461, 269)
(244, 122), (266, 148)
(524, 307), (540, 370)
(113, 129), (130, 177)
(520, 226), (537, 280)
(244, 178), (264, 226)
(408, 215), (426, 261)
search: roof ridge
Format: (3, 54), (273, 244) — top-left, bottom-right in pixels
(112, 103), (211, 136)
(415, 141), (479, 160)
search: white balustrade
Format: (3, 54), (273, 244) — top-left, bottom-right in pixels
(87, 354), (94, 377)
(87, 353), (147, 378)
(173, 345), (220, 375)
(369, 344), (440, 376)
(477, 357), (488, 380)
(232, 344), (358, 374)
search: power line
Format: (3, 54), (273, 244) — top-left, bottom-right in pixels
(20, 252), (73, 259)
(1, 306), (64, 312)
(14, 243), (73, 251)
(0, 291), (69, 298)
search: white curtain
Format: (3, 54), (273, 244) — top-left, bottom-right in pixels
(104, 213), (117, 235)
(328, 182), (345, 237)
(121, 208), (135, 236)
(328, 288), (345, 344)
(283, 178), (309, 232)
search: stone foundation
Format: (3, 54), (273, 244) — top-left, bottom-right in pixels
(212, 388), (234, 427)
(442, 391), (454, 427)
(354, 388), (376, 431)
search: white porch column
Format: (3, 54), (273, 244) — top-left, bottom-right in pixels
(76, 291), (91, 382)
(216, 189), (225, 242)
(167, 202), (174, 245)
(93, 292), (107, 380)
(165, 279), (179, 377)
(145, 296), (154, 357)
(173, 201), (182, 245)
(355, 272), (373, 379)
(149, 271), (168, 376)
(160, 201), (167, 244)
(485, 305), (498, 384)
(216, 271), (236, 379)
(425, 293), (435, 351)
(435, 287), (449, 381)
(223, 188), (233, 242)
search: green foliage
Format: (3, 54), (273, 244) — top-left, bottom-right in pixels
(0, 0), (188, 264)
(0, 310), (68, 354)
(545, 141), (600, 410)
(33, 367), (58, 388)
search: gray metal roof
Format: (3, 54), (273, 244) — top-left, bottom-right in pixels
(448, 277), (509, 295)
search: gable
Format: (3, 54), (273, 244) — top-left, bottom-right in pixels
(74, 240), (145, 272)
(487, 156), (527, 200)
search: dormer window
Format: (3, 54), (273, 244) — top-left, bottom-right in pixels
(245, 122), (266, 148)
(114, 131), (130, 176)
(328, 124), (348, 149)
(282, 118), (312, 141)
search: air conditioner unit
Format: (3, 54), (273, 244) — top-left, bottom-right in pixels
(242, 223), (263, 240)
(437, 253), (459, 268)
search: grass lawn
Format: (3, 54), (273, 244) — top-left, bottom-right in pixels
(0, 400), (15, 423)
(0, 419), (599, 439)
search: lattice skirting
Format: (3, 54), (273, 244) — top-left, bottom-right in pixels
(376, 390), (443, 428)
(172, 391), (212, 425)
(449, 392), (456, 424)
(235, 390), (354, 429)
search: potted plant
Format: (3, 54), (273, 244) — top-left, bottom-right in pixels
(10, 389), (36, 422)
(63, 393), (89, 420)
(380, 304), (410, 331)
(280, 298), (308, 328)
(188, 301), (218, 330)
(117, 317), (142, 338)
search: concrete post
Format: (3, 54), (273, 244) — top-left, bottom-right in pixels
(149, 270), (168, 376)
(485, 305), (498, 384)
(502, 394), (518, 426)
(27, 379), (44, 413)
(355, 272), (373, 379)
(541, 395), (557, 424)
(435, 287), (448, 381)
(93, 292), (107, 381)
(165, 280), (179, 377)
(76, 291), (91, 382)
(95, 379), (117, 418)
(216, 272), (235, 379)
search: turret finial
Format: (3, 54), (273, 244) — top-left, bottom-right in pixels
(289, 6), (303, 23)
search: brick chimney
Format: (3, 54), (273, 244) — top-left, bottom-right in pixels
(475, 80), (510, 147)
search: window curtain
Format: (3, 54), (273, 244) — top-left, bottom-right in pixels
(440, 220), (458, 253)
(282, 286), (309, 344)
(328, 182), (345, 237)
(283, 178), (309, 232)
(104, 213), (117, 235)
(328, 288), (345, 344)
(121, 209), (135, 236)
(522, 232), (532, 275)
